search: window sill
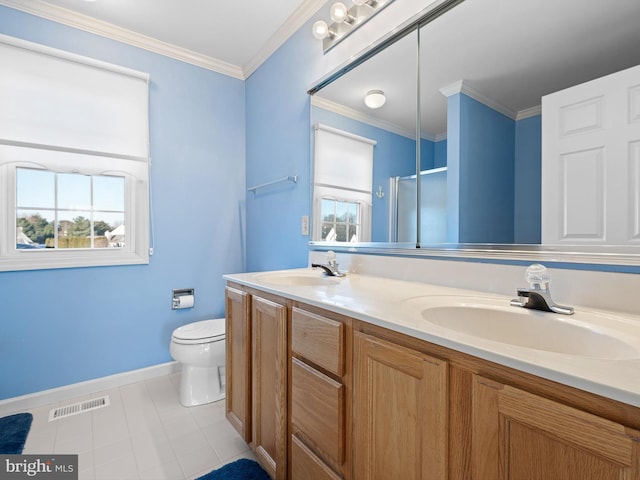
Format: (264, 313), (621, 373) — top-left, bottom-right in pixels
(0, 249), (149, 272)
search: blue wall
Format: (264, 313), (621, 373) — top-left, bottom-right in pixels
(446, 93), (540, 244)
(434, 140), (447, 169)
(447, 93), (515, 243)
(0, 7), (246, 400)
(311, 106), (416, 242)
(244, 21), (320, 272)
(514, 115), (542, 243)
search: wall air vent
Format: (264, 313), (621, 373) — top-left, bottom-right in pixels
(48, 395), (110, 421)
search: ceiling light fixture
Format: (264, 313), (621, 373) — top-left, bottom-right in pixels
(364, 90), (386, 109)
(313, 0), (395, 53)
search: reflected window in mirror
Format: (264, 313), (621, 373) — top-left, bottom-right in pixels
(320, 198), (361, 242)
(310, 30), (418, 244)
(312, 124), (377, 242)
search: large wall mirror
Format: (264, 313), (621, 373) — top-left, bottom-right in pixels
(309, 0), (640, 263)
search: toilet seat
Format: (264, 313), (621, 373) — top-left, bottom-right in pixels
(172, 318), (225, 345)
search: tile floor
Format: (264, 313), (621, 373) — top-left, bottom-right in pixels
(21, 373), (255, 479)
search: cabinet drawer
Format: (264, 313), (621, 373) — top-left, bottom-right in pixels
(292, 307), (344, 376)
(291, 357), (345, 465)
(291, 435), (342, 480)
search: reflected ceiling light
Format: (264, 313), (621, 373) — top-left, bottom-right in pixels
(312, 0), (395, 53)
(364, 90), (386, 109)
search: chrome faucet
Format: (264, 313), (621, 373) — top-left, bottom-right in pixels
(312, 251), (346, 277)
(510, 264), (573, 315)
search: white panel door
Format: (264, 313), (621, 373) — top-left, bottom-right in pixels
(542, 64), (640, 245)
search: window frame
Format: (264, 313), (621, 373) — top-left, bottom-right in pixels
(312, 187), (371, 242)
(318, 196), (365, 242)
(1, 158), (149, 272)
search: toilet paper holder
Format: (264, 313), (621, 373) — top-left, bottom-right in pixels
(172, 288), (195, 310)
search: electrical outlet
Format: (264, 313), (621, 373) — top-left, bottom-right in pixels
(301, 215), (309, 236)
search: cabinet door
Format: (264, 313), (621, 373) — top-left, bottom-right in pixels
(225, 286), (251, 442)
(253, 296), (288, 480)
(353, 332), (448, 480)
(472, 375), (640, 480)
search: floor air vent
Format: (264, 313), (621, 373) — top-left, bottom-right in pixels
(48, 395), (110, 421)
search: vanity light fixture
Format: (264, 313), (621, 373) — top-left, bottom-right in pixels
(364, 89), (386, 109)
(330, 2), (353, 23)
(313, 0), (395, 53)
(312, 20), (334, 40)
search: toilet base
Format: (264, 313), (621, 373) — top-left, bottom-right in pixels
(179, 364), (225, 407)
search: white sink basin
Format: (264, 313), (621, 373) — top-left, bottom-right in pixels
(403, 296), (640, 360)
(254, 271), (341, 286)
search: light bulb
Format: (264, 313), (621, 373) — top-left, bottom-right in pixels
(364, 90), (386, 109)
(330, 2), (349, 23)
(312, 20), (330, 40)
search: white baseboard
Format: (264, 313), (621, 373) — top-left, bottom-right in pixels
(0, 361), (181, 417)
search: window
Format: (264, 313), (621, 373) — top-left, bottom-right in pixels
(0, 34), (150, 272)
(16, 168), (125, 249)
(313, 124), (375, 242)
(320, 198), (361, 242)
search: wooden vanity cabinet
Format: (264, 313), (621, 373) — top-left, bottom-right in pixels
(472, 375), (640, 480)
(252, 296), (288, 480)
(226, 282), (640, 480)
(352, 331), (448, 480)
(290, 307), (351, 480)
(225, 285), (288, 480)
(353, 320), (640, 480)
(225, 286), (251, 442)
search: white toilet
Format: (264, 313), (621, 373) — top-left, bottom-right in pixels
(170, 318), (226, 407)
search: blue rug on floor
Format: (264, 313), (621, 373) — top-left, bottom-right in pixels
(0, 413), (33, 454)
(196, 459), (270, 480)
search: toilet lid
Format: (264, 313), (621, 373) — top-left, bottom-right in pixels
(172, 318), (225, 343)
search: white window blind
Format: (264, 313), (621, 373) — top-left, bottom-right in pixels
(313, 124), (375, 193)
(313, 124), (376, 242)
(0, 34), (149, 158)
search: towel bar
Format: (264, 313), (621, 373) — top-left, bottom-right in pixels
(248, 175), (298, 193)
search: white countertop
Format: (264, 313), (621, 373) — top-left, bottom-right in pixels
(224, 268), (640, 408)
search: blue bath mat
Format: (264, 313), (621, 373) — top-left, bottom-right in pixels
(196, 458), (270, 480)
(0, 413), (33, 454)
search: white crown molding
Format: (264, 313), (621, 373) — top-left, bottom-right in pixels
(516, 105), (541, 120)
(0, 0), (245, 79)
(439, 79), (517, 120)
(312, 95), (444, 143)
(243, 0), (327, 78)
(420, 131), (437, 142)
(312, 95), (416, 139)
(434, 132), (447, 142)
(439, 82), (541, 123)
